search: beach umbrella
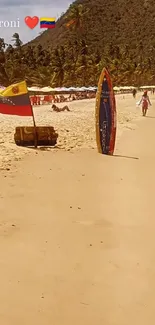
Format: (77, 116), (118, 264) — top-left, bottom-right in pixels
(53, 87), (75, 92)
(67, 87), (77, 91)
(113, 86), (120, 91)
(28, 86), (42, 92)
(41, 87), (54, 92)
(59, 87), (70, 92)
(87, 86), (96, 91)
(77, 87), (87, 91)
(69, 87), (80, 91)
(140, 86), (154, 89)
(53, 87), (65, 92)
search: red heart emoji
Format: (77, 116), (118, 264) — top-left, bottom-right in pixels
(25, 16), (39, 29)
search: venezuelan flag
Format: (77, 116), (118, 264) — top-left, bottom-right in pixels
(40, 17), (55, 29)
(0, 81), (32, 116)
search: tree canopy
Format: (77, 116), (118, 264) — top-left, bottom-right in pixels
(0, 0), (155, 86)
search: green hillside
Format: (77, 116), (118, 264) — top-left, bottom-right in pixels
(0, 0), (155, 86)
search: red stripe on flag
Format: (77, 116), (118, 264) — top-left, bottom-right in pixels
(40, 24), (55, 28)
(0, 103), (33, 116)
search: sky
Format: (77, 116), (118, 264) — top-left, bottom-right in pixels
(0, 0), (73, 45)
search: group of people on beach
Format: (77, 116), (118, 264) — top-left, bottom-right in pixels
(30, 91), (96, 106)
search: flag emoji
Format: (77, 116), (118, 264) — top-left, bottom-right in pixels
(0, 81), (33, 116)
(40, 17), (55, 29)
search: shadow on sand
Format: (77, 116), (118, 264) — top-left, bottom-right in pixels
(26, 146), (59, 151)
(26, 146), (138, 158)
(113, 154), (139, 160)
(145, 116), (155, 119)
(39, 146), (59, 151)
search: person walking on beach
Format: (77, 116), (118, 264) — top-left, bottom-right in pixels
(138, 90), (151, 116)
(132, 88), (137, 98)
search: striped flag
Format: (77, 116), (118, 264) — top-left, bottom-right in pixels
(40, 17), (55, 29)
(0, 81), (33, 116)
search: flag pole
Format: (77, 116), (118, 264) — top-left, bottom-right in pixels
(31, 104), (37, 148)
(26, 82), (37, 148)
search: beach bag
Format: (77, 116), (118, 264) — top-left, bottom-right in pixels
(14, 126), (58, 147)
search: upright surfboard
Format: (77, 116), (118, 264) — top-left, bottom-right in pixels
(95, 68), (116, 155)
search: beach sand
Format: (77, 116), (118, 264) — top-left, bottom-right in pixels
(0, 93), (155, 324)
(0, 94), (141, 169)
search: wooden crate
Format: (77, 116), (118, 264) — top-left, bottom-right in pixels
(14, 126), (58, 147)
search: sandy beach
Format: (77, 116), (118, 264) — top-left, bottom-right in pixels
(1, 93), (155, 324)
(0, 93), (141, 169)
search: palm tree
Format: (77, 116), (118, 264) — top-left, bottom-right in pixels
(66, 4), (83, 29)
(0, 38), (9, 85)
(51, 48), (64, 87)
(65, 4), (89, 37)
(0, 38), (8, 50)
(12, 33), (22, 47)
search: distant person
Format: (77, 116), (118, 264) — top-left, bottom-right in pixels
(138, 90), (151, 116)
(132, 88), (137, 98)
(52, 104), (70, 112)
(33, 95), (37, 105)
(37, 95), (40, 105)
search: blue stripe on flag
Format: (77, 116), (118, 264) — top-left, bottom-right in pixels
(40, 21), (55, 25)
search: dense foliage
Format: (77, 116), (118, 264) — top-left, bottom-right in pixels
(0, 0), (155, 87)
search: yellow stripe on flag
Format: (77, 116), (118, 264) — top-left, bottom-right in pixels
(40, 17), (55, 22)
(1, 81), (28, 97)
